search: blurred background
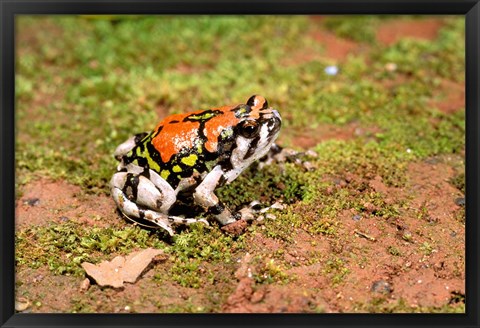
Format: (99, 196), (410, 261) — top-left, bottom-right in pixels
(15, 16), (465, 314)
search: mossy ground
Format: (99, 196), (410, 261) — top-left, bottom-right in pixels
(15, 15), (465, 313)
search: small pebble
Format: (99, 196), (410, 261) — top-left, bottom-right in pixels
(250, 290), (265, 304)
(385, 62), (397, 72)
(59, 216), (70, 222)
(24, 198), (40, 206)
(79, 278), (90, 292)
(371, 280), (393, 294)
(33, 274), (44, 283)
(454, 197), (465, 206)
(352, 214), (362, 222)
(324, 65), (339, 76)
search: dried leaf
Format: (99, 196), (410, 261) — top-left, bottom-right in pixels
(81, 248), (164, 288)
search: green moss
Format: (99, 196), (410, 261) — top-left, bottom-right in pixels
(15, 222), (166, 276)
(323, 16), (379, 44)
(419, 241), (434, 256)
(252, 257), (293, 285)
(322, 256), (350, 286)
(387, 246), (401, 256)
(159, 224), (245, 288)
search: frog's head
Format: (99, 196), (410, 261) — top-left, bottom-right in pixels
(226, 95), (282, 181)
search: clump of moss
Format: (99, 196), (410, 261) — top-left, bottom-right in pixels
(322, 256), (350, 286)
(15, 222), (166, 276)
(162, 224), (245, 288)
(252, 257), (293, 285)
(323, 16), (379, 44)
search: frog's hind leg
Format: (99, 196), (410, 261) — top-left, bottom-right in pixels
(110, 168), (208, 235)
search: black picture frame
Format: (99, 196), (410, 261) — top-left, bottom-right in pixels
(1, 1), (479, 327)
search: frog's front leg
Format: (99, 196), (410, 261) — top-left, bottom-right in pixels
(193, 165), (240, 225)
(111, 166), (207, 235)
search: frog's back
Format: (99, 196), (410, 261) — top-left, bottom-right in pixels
(123, 106), (239, 188)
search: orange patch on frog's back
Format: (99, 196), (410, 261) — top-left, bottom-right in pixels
(151, 112), (200, 163)
(203, 106), (240, 153)
(151, 106), (240, 163)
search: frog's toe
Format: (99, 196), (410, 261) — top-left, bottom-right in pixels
(238, 200), (285, 222)
(237, 206), (257, 222)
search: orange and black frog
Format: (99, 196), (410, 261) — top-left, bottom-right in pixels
(111, 95), (292, 235)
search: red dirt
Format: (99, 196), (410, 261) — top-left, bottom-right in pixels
(290, 122), (381, 149)
(16, 179), (121, 229)
(429, 79), (465, 114)
(376, 19), (444, 46)
(311, 29), (361, 61)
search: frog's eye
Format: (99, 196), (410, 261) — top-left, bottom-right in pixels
(247, 95), (268, 110)
(239, 121), (260, 138)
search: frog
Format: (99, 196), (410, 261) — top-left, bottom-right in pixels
(110, 95), (283, 236)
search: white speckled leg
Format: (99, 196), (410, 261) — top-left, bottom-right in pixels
(193, 165), (237, 225)
(110, 167), (208, 235)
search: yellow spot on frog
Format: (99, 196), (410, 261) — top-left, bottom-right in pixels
(161, 170), (170, 180)
(189, 112), (217, 121)
(221, 128), (233, 138)
(181, 154), (198, 167)
(172, 165), (182, 173)
(146, 153), (160, 172)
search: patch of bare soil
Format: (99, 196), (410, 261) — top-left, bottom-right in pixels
(429, 79), (465, 114)
(311, 29), (362, 61)
(376, 19), (444, 46)
(16, 267), (80, 313)
(221, 159), (464, 313)
(283, 18), (362, 66)
(16, 179), (120, 228)
(289, 122), (381, 149)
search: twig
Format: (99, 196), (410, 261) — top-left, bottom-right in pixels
(354, 229), (376, 242)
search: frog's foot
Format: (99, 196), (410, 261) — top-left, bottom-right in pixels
(259, 143), (317, 171)
(222, 201), (284, 236)
(239, 200), (285, 221)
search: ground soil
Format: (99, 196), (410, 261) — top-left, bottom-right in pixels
(15, 17), (465, 313)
